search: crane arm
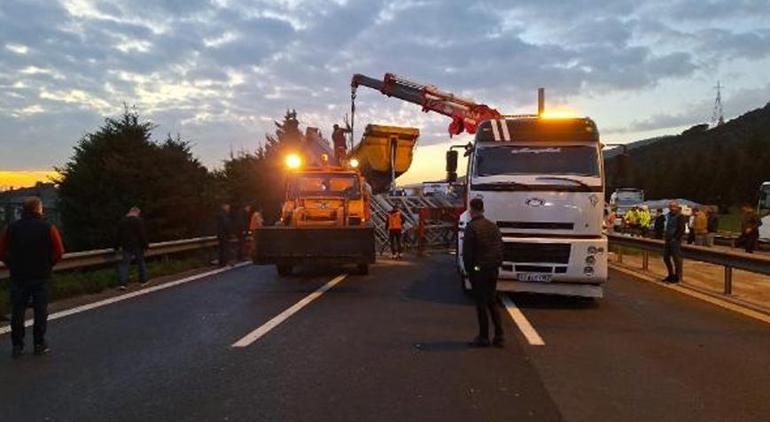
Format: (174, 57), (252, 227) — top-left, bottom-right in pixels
(351, 73), (502, 136)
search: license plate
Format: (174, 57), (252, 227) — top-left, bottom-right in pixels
(516, 273), (552, 283)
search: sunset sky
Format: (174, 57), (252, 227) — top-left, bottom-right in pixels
(1, 0), (769, 187)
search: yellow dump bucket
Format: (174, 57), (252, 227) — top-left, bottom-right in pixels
(350, 124), (419, 193)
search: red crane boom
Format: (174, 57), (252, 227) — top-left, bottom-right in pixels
(350, 73), (502, 136)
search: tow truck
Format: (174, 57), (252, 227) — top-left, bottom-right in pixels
(351, 73), (608, 297)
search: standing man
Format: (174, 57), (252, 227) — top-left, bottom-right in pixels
(663, 201), (686, 283)
(235, 205), (252, 261)
(463, 198), (504, 348)
(217, 203), (233, 267)
(653, 208), (666, 240)
(115, 206), (149, 290)
(737, 203), (761, 254)
(386, 205), (404, 259)
(706, 207), (719, 247)
(0, 197), (64, 358)
(332, 123), (351, 165)
(692, 207), (708, 246)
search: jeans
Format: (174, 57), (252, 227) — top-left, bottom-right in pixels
(470, 268), (503, 340)
(119, 249), (147, 285)
(218, 236), (231, 266)
(389, 230), (402, 255)
(706, 233), (716, 247)
(694, 234), (708, 246)
(663, 240), (683, 280)
(10, 279), (49, 348)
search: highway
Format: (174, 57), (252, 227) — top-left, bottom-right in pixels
(2, 255), (770, 422)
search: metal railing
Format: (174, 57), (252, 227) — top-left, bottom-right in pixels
(0, 236), (218, 279)
(608, 233), (770, 294)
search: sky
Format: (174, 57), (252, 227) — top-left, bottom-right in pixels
(1, 0), (769, 187)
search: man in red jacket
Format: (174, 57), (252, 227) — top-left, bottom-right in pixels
(0, 197), (64, 358)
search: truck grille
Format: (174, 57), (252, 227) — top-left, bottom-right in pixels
(503, 242), (571, 264)
(497, 221), (574, 230)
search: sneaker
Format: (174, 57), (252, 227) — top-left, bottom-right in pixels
(11, 345), (23, 359)
(118, 285), (127, 291)
(139, 281), (149, 287)
(33, 343), (50, 356)
(468, 337), (491, 348)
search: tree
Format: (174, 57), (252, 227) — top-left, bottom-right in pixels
(57, 108), (216, 250)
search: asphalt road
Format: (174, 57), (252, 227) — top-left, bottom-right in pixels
(1, 255), (770, 422)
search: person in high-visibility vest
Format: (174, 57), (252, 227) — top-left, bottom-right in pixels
(386, 205), (404, 259)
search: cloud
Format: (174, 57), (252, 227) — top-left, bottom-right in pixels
(0, 0), (769, 174)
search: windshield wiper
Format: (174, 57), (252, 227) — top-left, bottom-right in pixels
(535, 176), (591, 188)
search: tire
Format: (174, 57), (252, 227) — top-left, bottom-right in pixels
(276, 265), (293, 276)
(357, 263), (369, 275)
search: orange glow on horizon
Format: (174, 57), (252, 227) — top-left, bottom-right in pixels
(540, 108), (581, 119)
(0, 171), (59, 190)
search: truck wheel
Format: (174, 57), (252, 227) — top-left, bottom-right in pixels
(276, 265), (293, 276)
(357, 263), (369, 275)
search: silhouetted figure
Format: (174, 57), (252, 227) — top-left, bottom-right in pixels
(0, 197), (64, 358)
(737, 204), (761, 254)
(463, 198), (504, 348)
(663, 201), (686, 283)
(115, 206), (149, 289)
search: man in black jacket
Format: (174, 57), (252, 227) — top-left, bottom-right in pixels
(663, 201), (686, 283)
(0, 197), (64, 358)
(463, 198), (505, 348)
(116, 207), (149, 290)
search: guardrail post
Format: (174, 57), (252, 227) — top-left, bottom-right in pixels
(617, 247), (623, 264)
(642, 251), (649, 271)
(724, 265), (733, 295)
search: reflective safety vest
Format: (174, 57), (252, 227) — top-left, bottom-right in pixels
(388, 212), (403, 231)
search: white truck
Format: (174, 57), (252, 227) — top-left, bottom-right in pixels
(610, 188), (645, 223)
(759, 182), (770, 242)
(454, 117), (607, 298)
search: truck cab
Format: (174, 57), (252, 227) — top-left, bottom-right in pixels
(456, 117), (607, 298)
(282, 167), (370, 227)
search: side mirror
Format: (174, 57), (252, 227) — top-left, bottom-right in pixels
(446, 150), (458, 182)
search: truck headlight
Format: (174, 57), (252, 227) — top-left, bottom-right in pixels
(587, 246), (598, 254)
(584, 266), (595, 276)
(585, 256), (596, 265)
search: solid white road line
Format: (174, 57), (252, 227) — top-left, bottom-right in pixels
(0, 262), (250, 337)
(501, 295), (546, 346)
(232, 274), (348, 348)
(610, 264), (770, 325)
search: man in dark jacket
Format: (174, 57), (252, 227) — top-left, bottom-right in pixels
(663, 201), (686, 283)
(115, 207), (149, 290)
(0, 197), (64, 358)
(217, 203), (232, 267)
(462, 198), (504, 348)
(653, 209), (666, 240)
(737, 204), (761, 253)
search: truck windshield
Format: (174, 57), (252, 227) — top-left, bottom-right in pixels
(475, 145), (599, 177)
(289, 173), (361, 199)
(616, 191), (643, 204)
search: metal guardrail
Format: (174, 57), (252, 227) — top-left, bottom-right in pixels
(608, 233), (770, 294)
(0, 236), (218, 280)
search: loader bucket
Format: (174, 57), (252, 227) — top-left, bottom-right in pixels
(349, 124), (420, 194)
(251, 226), (375, 267)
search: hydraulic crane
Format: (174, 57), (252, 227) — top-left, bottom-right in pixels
(351, 73), (502, 137)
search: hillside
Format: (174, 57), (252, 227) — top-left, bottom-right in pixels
(605, 102), (770, 208)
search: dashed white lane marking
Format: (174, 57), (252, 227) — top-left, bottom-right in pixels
(502, 295), (546, 346)
(232, 273), (348, 348)
(0, 262), (250, 337)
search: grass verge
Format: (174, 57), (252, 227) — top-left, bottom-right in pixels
(0, 256), (206, 319)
